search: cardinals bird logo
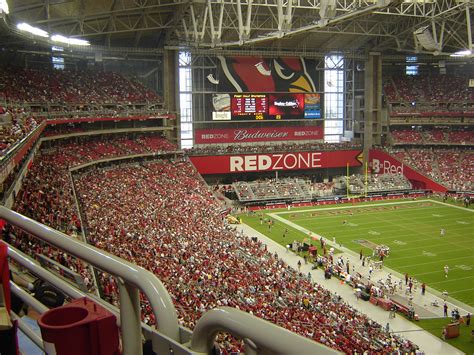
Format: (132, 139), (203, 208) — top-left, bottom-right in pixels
(214, 56), (317, 93)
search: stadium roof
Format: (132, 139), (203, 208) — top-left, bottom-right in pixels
(1, 0), (473, 57)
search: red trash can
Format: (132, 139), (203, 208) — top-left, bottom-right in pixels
(38, 297), (120, 355)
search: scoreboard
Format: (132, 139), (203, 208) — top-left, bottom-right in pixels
(212, 93), (321, 121)
(231, 94), (268, 120)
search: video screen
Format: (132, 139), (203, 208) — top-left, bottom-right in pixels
(268, 93), (305, 119)
(212, 94), (231, 120)
(304, 93), (321, 119)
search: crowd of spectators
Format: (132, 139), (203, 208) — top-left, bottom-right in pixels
(447, 130), (474, 145)
(232, 173), (414, 203)
(233, 179), (312, 202)
(10, 133), (177, 293)
(0, 107), (46, 155)
(391, 128), (474, 145)
(0, 67), (161, 105)
(311, 182), (335, 197)
(185, 141), (361, 156)
(384, 74), (474, 108)
(390, 129), (423, 144)
(386, 147), (474, 191)
(72, 159), (418, 354)
(334, 174), (412, 194)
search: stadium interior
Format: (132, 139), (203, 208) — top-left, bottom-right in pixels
(0, 0), (473, 354)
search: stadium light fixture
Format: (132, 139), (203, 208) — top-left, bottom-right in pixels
(17, 23), (49, 38)
(0, 0), (9, 14)
(450, 49), (472, 57)
(414, 26), (439, 52)
(51, 34), (90, 46)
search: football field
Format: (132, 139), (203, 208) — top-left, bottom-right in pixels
(242, 199), (474, 307)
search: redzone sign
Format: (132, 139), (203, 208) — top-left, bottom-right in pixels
(230, 153), (322, 172)
(190, 150), (361, 174)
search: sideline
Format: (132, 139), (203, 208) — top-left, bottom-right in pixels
(267, 201), (474, 315)
(274, 199), (474, 215)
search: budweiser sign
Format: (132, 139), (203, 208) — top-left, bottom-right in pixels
(234, 129), (288, 141)
(195, 126), (323, 144)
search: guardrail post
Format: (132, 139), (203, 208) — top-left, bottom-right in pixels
(243, 338), (258, 355)
(118, 278), (143, 355)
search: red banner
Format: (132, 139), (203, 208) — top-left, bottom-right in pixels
(195, 126), (324, 144)
(190, 150), (361, 174)
(368, 149), (447, 192)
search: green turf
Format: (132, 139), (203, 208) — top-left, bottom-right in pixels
(241, 199), (474, 307)
(416, 317), (474, 354)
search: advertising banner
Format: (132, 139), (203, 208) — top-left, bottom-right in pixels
(195, 126), (324, 144)
(190, 150), (362, 174)
(368, 149), (447, 192)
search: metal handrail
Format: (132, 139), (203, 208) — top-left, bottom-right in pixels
(0, 207), (180, 347)
(191, 307), (340, 355)
(7, 245), (188, 354)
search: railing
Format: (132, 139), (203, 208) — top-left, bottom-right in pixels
(1, 206), (341, 355)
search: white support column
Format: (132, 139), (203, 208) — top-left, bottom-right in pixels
(467, 4), (472, 50)
(284, 0), (293, 32)
(182, 18), (189, 40)
(244, 0), (253, 37)
(207, 0), (216, 45)
(200, 6), (209, 41)
(277, 0), (284, 37)
(237, 0), (244, 42)
(438, 21), (445, 51)
(190, 5), (198, 41)
(217, 1), (224, 40)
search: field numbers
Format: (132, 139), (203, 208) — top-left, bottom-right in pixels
(455, 265), (472, 271)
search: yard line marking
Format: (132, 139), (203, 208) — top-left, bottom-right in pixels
(388, 255), (474, 267)
(388, 243), (471, 255)
(290, 206), (447, 221)
(430, 199), (474, 212)
(429, 275), (474, 285)
(412, 266), (473, 277)
(274, 199), (474, 216)
(275, 199), (435, 215)
(448, 287), (474, 295)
